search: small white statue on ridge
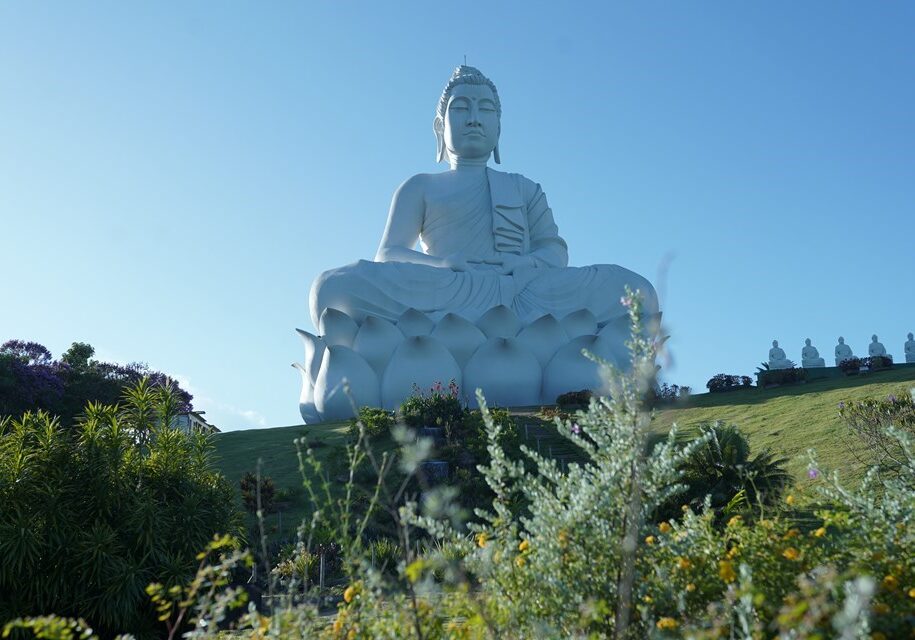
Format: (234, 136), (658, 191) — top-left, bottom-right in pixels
(801, 338), (825, 368)
(768, 340), (793, 369)
(835, 337), (854, 366)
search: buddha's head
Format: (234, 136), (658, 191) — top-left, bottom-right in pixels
(909, 332), (914, 341)
(872, 334), (878, 342)
(434, 65), (501, 166)
(805, 338), (812, 346)
(838, 336), (845, 344)
(772, 340), (779, 348)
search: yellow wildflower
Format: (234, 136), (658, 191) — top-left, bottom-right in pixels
(719, 560), (736, 583)
(686, 583), (696, 592)
(813, 527), (827, 538)
(476, 532), (488, 548)
(783, 528), (800, 539)
(659, 521), (672, 534)
(642, 595), (653, 603)
(882, 575), (898, 591)
(726, 515), (742, 528)
(515, 555), (526, 568)
(558, 529), (569, 548)
(645, 535), (656, 546)
(908, 587), (915, 599)
(518, 539), (530, 553)
(343, 585), (358, 603)
(347, 629), (356, 640)
(727, 546), (740, 559)
(873, 602), (890, 615)
(656, 617), (678, 630)
(676, 556), (692, 570)
(333, 617), (344, 633)
(782, 547), (800, 561)
(785, 495), (795, 506)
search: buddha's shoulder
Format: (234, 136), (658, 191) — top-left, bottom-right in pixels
(488, 169), (544, 195)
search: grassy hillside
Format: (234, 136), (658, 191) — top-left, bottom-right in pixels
(212, 366), (915, 542)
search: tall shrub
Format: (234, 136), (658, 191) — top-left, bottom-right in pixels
(0, 381), (242, 637)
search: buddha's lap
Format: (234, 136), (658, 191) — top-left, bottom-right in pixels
(310, 259), (657, 325)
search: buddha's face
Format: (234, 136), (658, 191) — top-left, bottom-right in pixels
(805, 339), (811, 346)
(909, 333), (913, 341)
(443, 83), (500, 161)
(772, 340), (779, 348)
(839, 337), (845, 344)
(872, 335), (878, 342)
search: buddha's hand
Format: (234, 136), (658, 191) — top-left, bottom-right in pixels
(495, 254), (536, 275)
(440, 253), (472, 272)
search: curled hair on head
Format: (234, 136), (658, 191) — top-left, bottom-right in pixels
(436, 65), (501, 121)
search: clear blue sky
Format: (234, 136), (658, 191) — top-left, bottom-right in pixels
(2, 2), (913, 431)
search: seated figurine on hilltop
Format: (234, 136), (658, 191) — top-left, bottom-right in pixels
(834, 336), (854, 366)
(869, 334), (888, 358)
(801, 338), (825, 368)
(905, 332), (915, 364)
(310, 65), (657, 328)
(768, 340), (793, 369)
(297, 66), (659, 422)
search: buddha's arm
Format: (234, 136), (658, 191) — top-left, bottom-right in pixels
(523, 178), (569, 268)
(375, 176), (444, 267)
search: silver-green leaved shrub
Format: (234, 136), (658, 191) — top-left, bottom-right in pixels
(7, 292), (914, 639)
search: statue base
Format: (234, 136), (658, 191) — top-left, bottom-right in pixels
(294, 305), (659, 423)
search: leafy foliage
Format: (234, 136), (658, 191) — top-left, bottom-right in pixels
(347, 407), (394, 440)
(706, 373), (753, 392)
(0, 381), (242, 636)
(839, 390), (915, 474)
(657, 423), (791, 521)
(0, 339), (193, 427)
(555, 388), (593, 407)
(239, 471), (276, 514)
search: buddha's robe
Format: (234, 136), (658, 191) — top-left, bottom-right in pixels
(310, 168), (657, 327)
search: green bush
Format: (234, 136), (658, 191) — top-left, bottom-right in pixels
(555, 389), (592, 407)
(348, 407), (395, 439)
(0, 380), (243, 636)
(398, 380), (463, 437)
(839, 391), (915, 473)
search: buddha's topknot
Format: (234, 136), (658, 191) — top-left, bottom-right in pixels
(436, 65), (501, 120)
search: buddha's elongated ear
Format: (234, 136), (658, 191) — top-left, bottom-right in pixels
(493, 143), (501, 164)
(433, 116), (446, 163)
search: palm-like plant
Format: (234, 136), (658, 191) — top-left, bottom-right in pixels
(658, 423), (791, 521)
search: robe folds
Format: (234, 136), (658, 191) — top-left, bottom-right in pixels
(310, 168), (658, 327)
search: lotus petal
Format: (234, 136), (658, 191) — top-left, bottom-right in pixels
(476, 305), (521, 339)
(293, 362), (321, 424)
(542, 335), (617, 403)
(561, 309), (598, 339)
(464, 337), (541, 408)
(319, 308), (358, 348)
(397, 307), (434, 337)
(381, 336), (461, 410)
(296, 328), (327, 385)
(516, 314), (569, 368)
(353, 315), (404, 377)
(430, 313), (487, 369)
(313, 345), (380, 421)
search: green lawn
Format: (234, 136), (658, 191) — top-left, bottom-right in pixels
(212, 366), (915, 542)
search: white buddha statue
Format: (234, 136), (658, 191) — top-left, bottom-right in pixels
(309, 66), (658, 328)
(801, 338), (825, 368)
(834, 336), (854, 366)
(868, 334), (887, 357)
(905, 332), (915, 364)
(297, 66), (660, 422)
(768, 340), (793, 369)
